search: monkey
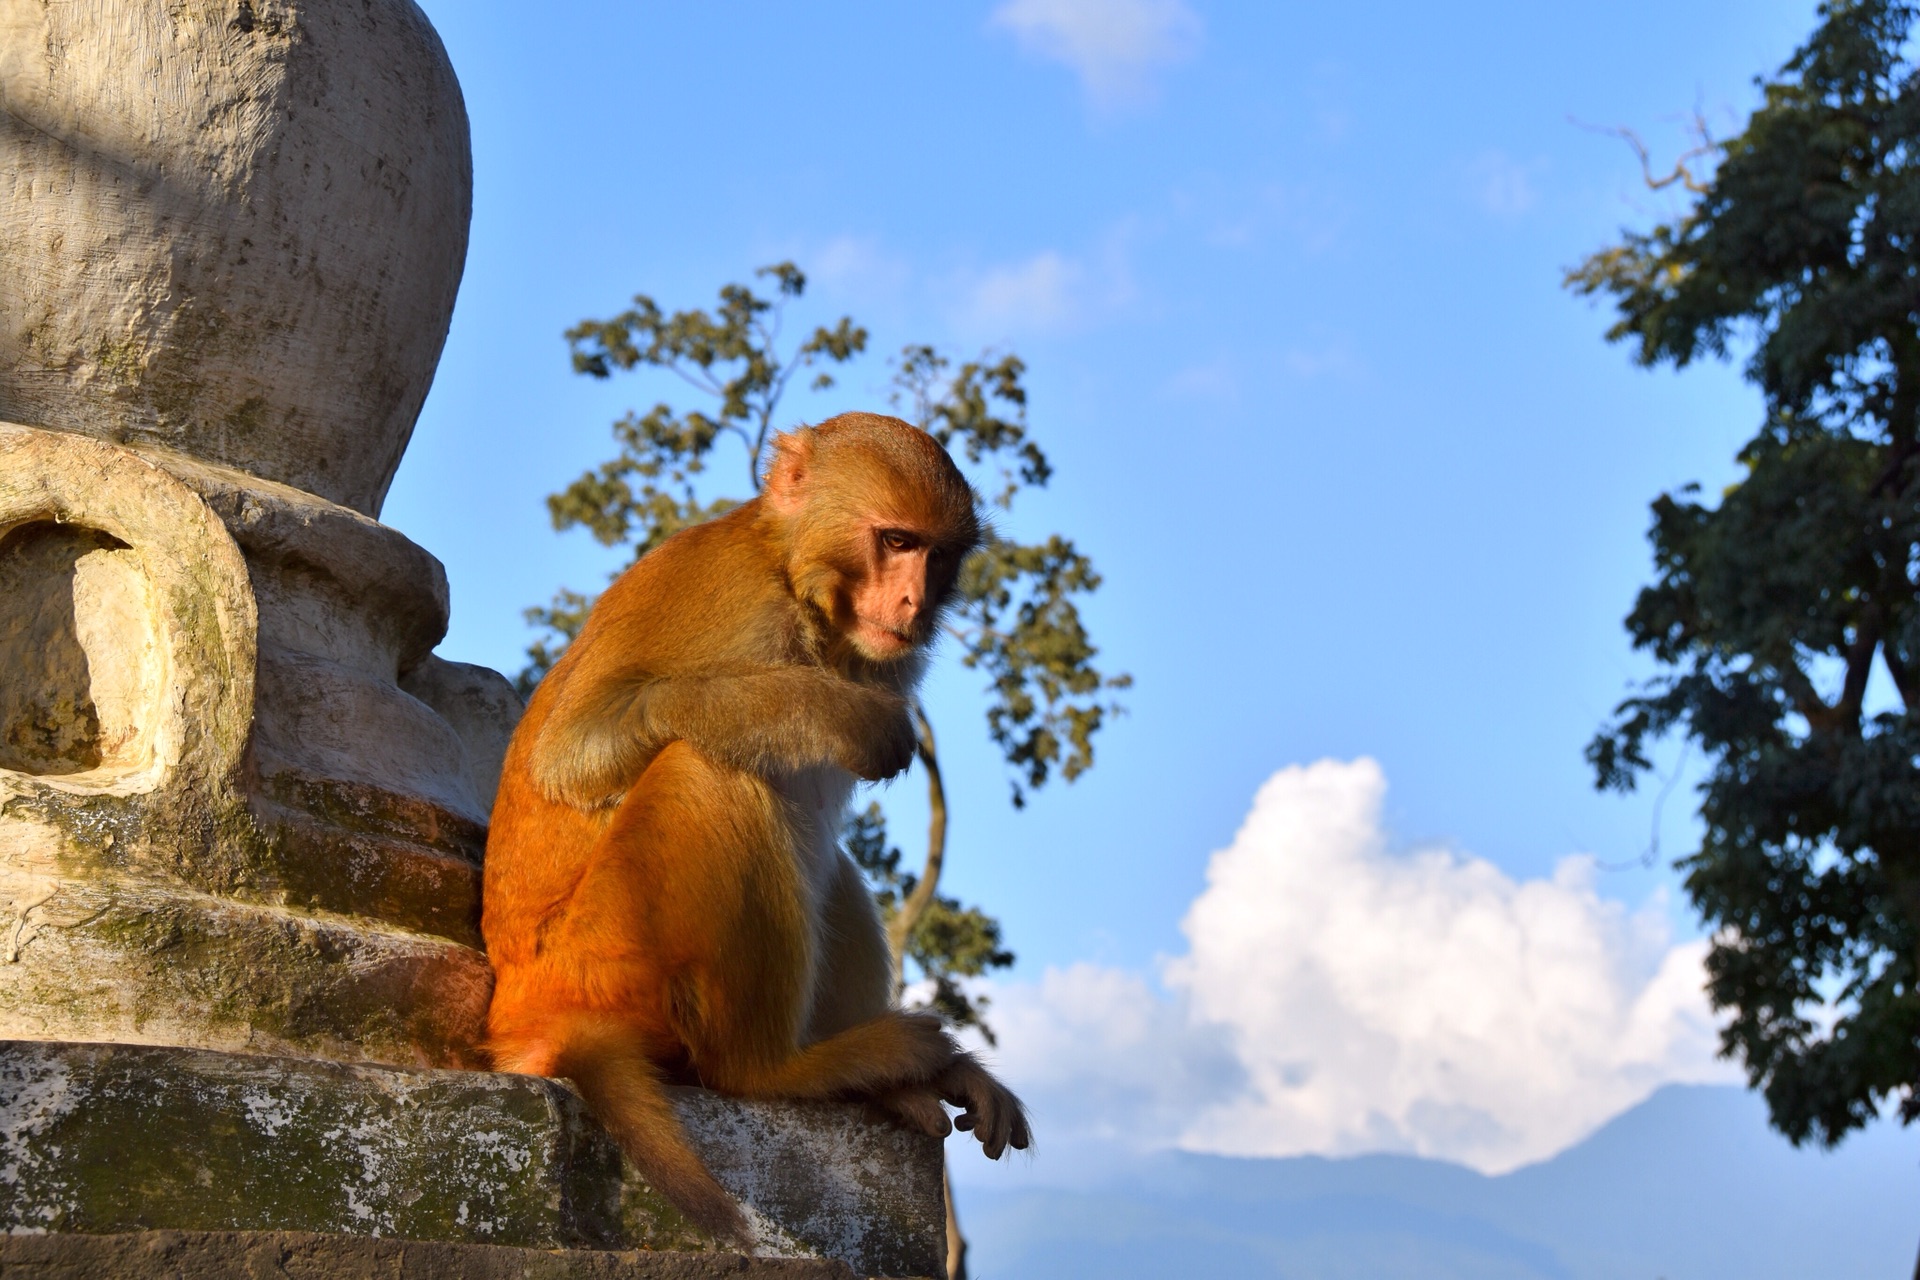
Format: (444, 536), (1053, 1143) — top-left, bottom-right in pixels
(481, 411), (1031, 1246)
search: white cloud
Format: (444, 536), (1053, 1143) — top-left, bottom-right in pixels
(1163, 356), (1237, 403)
(987, 965), (1246, 1148)
(949, 227), (1137, 339)
(1471, 150), (1542, 218)
(962, 250), (1086, 334)
(981, 758), (1735, 1176)
(1280, 340), (1363, 380)
(990, 0), (1203, 110)
(758, 229), (1137, 345)
(804, 234), (912, 300)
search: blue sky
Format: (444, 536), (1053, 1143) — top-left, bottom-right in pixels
(391, 0), (1907, 1223)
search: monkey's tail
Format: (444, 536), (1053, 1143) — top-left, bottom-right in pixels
(532, 1015), (751, 1248)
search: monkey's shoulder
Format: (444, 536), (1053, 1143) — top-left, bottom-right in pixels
(578, 518), (794, 661)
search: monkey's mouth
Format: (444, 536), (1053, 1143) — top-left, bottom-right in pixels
(853, 618), (915, 658)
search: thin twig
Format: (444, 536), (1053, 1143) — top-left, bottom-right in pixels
(1570, 114), (1716, 194)
(1596, 741), (1693, 872)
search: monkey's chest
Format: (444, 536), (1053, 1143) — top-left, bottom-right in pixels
(770, 764), (857, 905)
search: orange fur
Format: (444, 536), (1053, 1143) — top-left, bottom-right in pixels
(482, 414), (1030, 1246)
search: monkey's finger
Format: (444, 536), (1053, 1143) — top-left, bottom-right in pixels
(990, 1089), (1028, 1159)
(982, 1104), (1011, 1160)
(961, 1100), (1005, 1158)
(952, 1111), (977, 1133)
(878, 1090), (952, 1138)
(1008, 1111), (1032, 1151)
(936, 1069), (985, 1113)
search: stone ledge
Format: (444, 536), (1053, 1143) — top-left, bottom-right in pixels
(0, 875), (493, 1067)
(0, 1230), (860, 1280)
(0, 1041), (944, 1279)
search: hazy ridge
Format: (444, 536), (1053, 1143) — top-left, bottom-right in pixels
(957, 1085), (1916, 1279)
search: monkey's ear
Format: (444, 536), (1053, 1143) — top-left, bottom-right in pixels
(763, 431), (814, 514)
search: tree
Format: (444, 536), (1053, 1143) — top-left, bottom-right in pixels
(1570, 0), (1920, 1150)
(522, 261), (1128, 1045)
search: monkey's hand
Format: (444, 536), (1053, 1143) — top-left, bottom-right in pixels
(935, 1053), (1032, 1160)
(868, 1085), (954, 1139)
(842, 692), (916, 782)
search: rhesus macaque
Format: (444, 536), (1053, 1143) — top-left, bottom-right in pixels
(482, 412), (1031, 1244)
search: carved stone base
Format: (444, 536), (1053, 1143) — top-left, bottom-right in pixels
(0, 422), (514, 1068)
(0, 1041), (945, 1279)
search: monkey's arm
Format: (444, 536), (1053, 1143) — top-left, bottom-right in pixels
(532, 667), (916, 807)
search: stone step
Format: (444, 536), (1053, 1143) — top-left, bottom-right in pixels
(0, 1040), (945, 1279)
(0, 875), (492, 1068)
(0, 1231), (860, 1280)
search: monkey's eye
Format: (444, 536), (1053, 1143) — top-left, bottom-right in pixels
(881, 531), (915, 552)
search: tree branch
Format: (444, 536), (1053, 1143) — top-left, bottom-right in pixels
(1836, 608), (1883, 728)
(1776, 657), (1844, 735)
(1882, 645), (1918, 713)
(1572, 114), (1715, 194)
(888, 701), (948, 993)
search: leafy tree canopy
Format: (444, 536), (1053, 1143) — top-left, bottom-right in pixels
(1571, 0), (1920, 1144)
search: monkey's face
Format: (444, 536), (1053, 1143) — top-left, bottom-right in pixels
(765, 414), (982, 666)
(846, 523), (962, 661)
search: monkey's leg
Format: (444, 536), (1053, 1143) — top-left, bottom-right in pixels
(801, 852), (955, 1140)
(486, 743), (808, 1248)
(583, 746), (1027, 1159)
(682, 850), (1026, 1159)
(619, 758), (953, 1100)
(570, 743), (819, 1075)
(705, 1009), (1030, 1159)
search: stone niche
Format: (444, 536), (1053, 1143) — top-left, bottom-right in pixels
(0, 521), (159, 780)
(0, 3), (946, 1275)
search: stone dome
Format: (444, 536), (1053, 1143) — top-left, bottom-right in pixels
(0, 0), (472, 517)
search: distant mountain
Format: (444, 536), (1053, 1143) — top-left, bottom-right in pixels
(953, 1085), (1917, 1279)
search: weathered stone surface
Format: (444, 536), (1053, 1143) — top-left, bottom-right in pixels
(0, 881), (492, 1065)
(663, 1091), (947, 1278)
(0, 0), (472, 518)
(243, 796), (484, 947)
(0, 0), (509, 1071)
(0, 423), (503, 1067)
(0, 523), (156, 778)
(0, 422), (506, 831)
(0, 1231), (861, 1280)
(401, 656), (527, 815)
(0, 1041), (947, 1278)
(136, 440), (497, 830)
